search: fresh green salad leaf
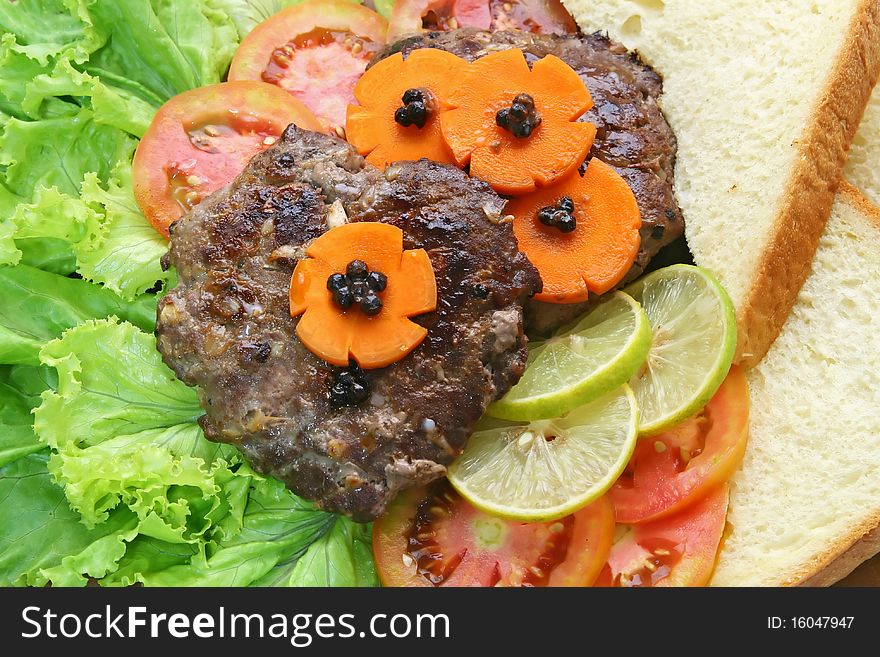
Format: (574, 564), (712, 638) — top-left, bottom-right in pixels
(34, 318), (202, 450)
(75, 164), (172, 299)
(0, 264), (156, 366)
(214, 0), (364, 38)
(0, 367), (44, 467)
(0, 452), (140, 587)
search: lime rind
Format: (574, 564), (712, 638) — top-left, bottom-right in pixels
(624, 264), (736, 436)
(488, 291), (651, 421)
(448, 385), (639, 522)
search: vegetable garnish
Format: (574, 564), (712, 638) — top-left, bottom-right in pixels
(507, 159), (641, 303)
(611, 366), (749, 524)
(345, 49), (468, 168)
(597, 484), (729, 587)
(132, 81), (321, 238)
(229, 0), (388, 133)
(439, 48), (596, 195)
(289, 222), (437, 369)
(373, 482), (614, 587)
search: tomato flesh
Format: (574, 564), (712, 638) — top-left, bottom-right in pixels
(229, 0), (388, 132)
(597, 485), (729, 587)
(611, 366), (749, 524)
(374, 481), (614, 587)
(132, 81), (321, 237)
(387, 0), (577, 42)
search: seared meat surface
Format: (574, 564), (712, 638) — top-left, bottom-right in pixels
(156, 126), (541, 521)
(377, 29), (684, 333)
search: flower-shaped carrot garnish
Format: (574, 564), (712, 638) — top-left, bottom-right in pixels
(289, 222), (437, 368)
(345, 49), (468, 168)
(440, 48), (596, 195)
(507, 159), (641, 303)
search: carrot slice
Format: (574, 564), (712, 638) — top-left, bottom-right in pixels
(507, 159), (642, 303)
(345, 49), (468, 168)
(289, 222), (437, 368)
(439, 48), (595, 195)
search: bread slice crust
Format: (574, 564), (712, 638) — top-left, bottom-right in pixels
(737, 1), (880, 367)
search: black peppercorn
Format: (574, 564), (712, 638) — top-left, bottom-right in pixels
(367, 271), (387, 292)
(329, 365), (370, 408)
(538, 196), (578, 233)
(395, 88), (433, 129)
(346, 259), (369, 280)
(327, 260), (388, 315)
(361, 294), (383, 316)
(326, 273), (347, 291)
(496, 93), (542, 139)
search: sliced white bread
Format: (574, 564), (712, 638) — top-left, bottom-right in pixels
(846, 83), (880, 206)
(709, 183), (880, 586)
(562, 0), (880, 366)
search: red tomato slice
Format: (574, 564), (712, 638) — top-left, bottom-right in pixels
(374, 481), (614, 587)
(387, 0), (577, 42)
(229, 0), (388, 133)
(611, 366), (749, 524)
(132, 81), (321, 238)
(596, 484), (729, 587)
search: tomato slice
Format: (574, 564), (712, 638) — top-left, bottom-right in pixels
(610, 366), (749, 524)
(374, 481), (614, 587)
(229, 0), (388, 133)
(596, 484), (729, 587)
(387, 0), (577, 42)
(132, 81), (321, 238)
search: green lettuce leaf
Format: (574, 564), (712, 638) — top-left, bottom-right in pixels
(83, 0), (238, 104)
(0, 366), (45, 467)
(257, 513), (379, 587)
(75, 164), (171, 300)
(0, 0), (103, 67)
(105, 473), (377, 587)
(34, 318), (201, 450)
(0, 265), (156, 366)
(213, 0), (312, 37)
(0, 109), (136, 201)
(0, 452), (139, 587)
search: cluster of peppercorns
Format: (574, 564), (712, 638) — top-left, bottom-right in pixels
(538, 196), (577, 233)
(394, 88), (431, 129)
(327, 259), (387, 316)
(496, 93), (542, 139)
(329, 364), (370, 408)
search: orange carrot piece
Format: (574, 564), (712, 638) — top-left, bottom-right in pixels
(508, 159), (642, 303)
(289, 222), (437, 368)
(345, 49), (468, 168)
(439, 49), (595, 195)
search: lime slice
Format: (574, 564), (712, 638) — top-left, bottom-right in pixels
(624, 264), (736, 436)
(448, 386), (639, 522)
(488, 291), (651, 421)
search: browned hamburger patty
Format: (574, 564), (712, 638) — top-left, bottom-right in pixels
(156, 126), (541, 521)
(375, 29), (684, 333)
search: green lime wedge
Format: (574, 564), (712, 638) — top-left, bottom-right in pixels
(448, 386), (639, 522)
(624, 264), (736, 436)
(488, 291), (651, 421)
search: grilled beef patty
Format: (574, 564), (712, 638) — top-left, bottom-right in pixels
(156, 126), (541, 521)
(376, 29), (684, 333)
